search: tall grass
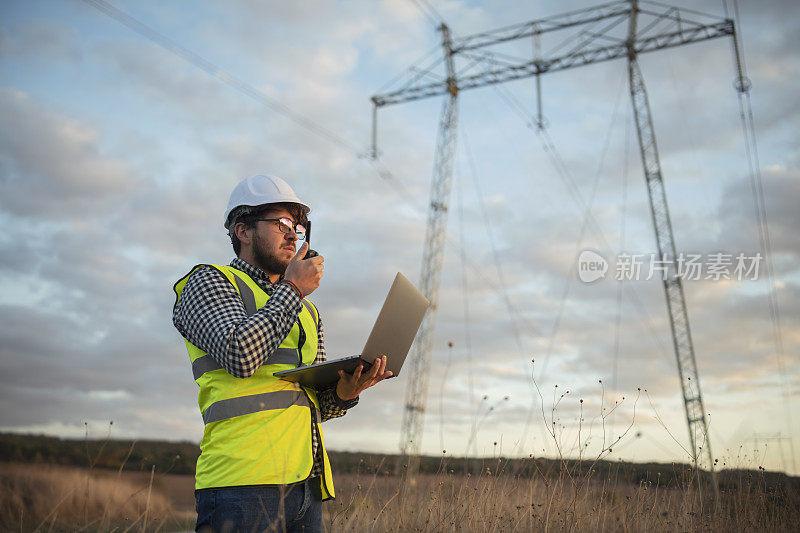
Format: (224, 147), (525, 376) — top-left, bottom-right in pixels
(4, 460), (795, 532)
(325, 463), (799, 531)
(0, 462), (177, 532)
(2, 366), (796, 531)
(322, 364), (799, 531)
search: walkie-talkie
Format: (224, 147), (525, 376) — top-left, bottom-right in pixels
(304, 221), (319, 259)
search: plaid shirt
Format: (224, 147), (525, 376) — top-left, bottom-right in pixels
(173, 257), (357, 478)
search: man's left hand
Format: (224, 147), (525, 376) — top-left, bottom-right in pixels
(336, 356), (392, 401)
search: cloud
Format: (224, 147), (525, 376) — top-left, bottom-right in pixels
(0, 89), (135, 218)
(0, 20), (82, 62)
(718, 165), (800, 270)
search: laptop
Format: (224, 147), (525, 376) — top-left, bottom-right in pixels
(274, 272), (429, 388)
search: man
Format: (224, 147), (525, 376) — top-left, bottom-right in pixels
(173, 174), (391, 532)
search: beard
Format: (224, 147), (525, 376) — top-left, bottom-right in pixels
(252, 234), (291, 276)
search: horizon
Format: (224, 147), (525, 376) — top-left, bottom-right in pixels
(5, 430), (798, 479)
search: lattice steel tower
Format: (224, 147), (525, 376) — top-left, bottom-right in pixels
(371, 1), (749, 496)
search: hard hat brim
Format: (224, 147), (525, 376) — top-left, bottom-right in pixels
(224, 200), (311, 230)
(223, 174), (311, 230)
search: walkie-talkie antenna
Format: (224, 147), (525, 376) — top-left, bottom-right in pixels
(304, 221), (318, 259)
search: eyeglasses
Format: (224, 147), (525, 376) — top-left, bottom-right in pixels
(255, 218), (307, 240)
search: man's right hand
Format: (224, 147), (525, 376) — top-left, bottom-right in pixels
(283, 242), (324, 297)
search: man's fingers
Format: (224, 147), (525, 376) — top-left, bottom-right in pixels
(359, 358), (385, 388)
(369, 358), (381, 378)
(293, 241), (309, 260)
(372, 356), (386, 379)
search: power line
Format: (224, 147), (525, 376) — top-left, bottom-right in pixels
(407, 0), (446, 28)
(489, 75), (670, 382)
(376, 44), (443, 94)
(78, 0), (657, 378)
(455, 161), (478, 456)
(730, 0), (796, 474)
(488, 72), (671, 459)
(82, 0), (531, 318)
(611, 96), (632, 434)
(460, 123), (526, 354)
(78, 0), (363, 155)
(82, 1), (552, 458)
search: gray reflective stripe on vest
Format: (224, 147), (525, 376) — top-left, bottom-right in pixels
(192, 355), (222, 380)
(268, 347), (301, 365)
(230, 270), (314, 329)
(192, 348), (300, 380)
(301, 299), (318, 333)
(231, 272), (257, 317)
(202, 389), (319, 424)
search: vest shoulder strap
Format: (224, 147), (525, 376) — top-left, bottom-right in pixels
(176, 263), (317, 322)
(209, 265), (261, 317)
(301, 299), (319, 333)
(229, 271), (257, 316)
(174, 264), (258, 314)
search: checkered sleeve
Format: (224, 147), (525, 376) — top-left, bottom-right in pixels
(317, 387), (358, 421)
(313, 316), (359, 421)
(173, 266), (302, 378)
(312, 315), (326, 364)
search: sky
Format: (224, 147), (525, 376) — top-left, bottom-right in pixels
(0, 0), (798, 476)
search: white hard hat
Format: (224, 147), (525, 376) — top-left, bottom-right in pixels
(223, 174), (310, 230)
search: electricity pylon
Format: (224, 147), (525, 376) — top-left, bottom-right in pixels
(371, 2), (745, 497)
(373, 24), (458, 477)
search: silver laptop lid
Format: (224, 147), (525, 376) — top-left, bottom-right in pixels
(360, 272), (429, 376)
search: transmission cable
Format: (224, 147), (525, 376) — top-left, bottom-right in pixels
(78, 0), (363, 155)
(407, 0), (446, 29)
(460, 124), (526, 355)
(82, 0), (551, 395)
(611, 98), (632, 436)
(376, 44), (444, 94)
(455, 157), (478, 456)
(491, 76), (670, 382)
(494, 78), (621, 370)
(731, 0), (796, 474)
(490, 75), (661, 457)
(82, 0), (686, 454)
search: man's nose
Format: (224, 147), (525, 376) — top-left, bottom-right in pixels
(284, 231), (298, 241)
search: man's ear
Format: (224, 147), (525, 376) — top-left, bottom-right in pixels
(234, 222), (252, 246)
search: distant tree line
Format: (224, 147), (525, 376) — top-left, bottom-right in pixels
(0, 432), (199, 475)
(1, 433), (796, 494)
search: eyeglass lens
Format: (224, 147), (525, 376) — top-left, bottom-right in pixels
(278, 218), (306, 240)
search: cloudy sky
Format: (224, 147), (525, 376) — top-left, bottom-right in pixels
(1, 0), (797, 475)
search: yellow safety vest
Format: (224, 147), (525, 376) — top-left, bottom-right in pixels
(173, 264), (335, 499)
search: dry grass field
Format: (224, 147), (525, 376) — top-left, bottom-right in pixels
(0, 462), (194, 532)
(326, 466), (799, 532)
(4, 374), (795, 531)
(2, 459), (798, 532)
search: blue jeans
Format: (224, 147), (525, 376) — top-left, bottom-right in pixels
(195, 479), (322, 533)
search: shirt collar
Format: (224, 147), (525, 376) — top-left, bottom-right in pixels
(229, 257), (277, 293)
